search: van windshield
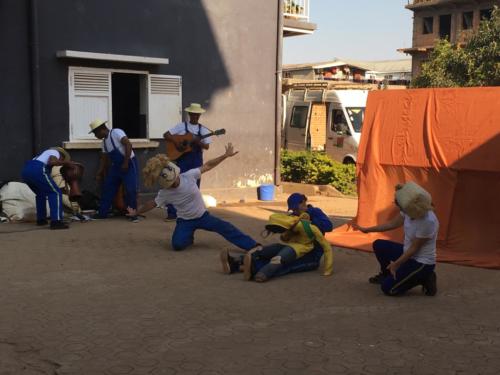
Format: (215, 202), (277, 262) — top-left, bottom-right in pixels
(346, 107), (365, 133)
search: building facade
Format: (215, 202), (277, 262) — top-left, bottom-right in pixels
(400, 0), (497, 77)
(0, 0), (286, 199)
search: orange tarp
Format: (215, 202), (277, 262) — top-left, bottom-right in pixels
(327, 87), (500, 269)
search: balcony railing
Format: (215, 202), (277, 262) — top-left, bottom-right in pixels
(284, 0), (310, 21)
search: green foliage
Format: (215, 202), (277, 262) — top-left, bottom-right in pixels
(413, 7), (500, 88)
(280, 150), (357, 195)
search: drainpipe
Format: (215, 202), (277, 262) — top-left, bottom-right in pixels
(274, 0), (284, 185)
(28, 0), (42, 155)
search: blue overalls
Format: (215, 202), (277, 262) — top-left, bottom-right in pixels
(21, 155), (63, 222)
(98, 129), (138, 218)
(166, 122), (204, 218)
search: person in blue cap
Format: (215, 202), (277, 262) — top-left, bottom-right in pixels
(89, 119), (139, 222)
(21, 147), (72, 229)
(163, 103), (212, 221)
(219, 193), (333, 277)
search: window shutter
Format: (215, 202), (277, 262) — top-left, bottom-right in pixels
(148, 74), (182, 139)
(69, 69), (112, 140)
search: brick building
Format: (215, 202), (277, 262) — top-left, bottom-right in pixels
(400, 0), (497, 77)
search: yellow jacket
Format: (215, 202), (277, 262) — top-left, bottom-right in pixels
(267, 213), (333, 276)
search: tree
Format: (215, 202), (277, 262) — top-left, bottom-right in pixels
(413, 7), (500, 88)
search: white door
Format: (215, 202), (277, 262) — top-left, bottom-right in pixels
(148, 74), (182, 139)
(69, 69), (112, 140)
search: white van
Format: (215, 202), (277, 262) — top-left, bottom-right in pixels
(282, 89), (368, 164)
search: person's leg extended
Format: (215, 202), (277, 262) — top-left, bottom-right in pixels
(255, 245), (297, 282)
(198, 212), (258, 250)
(381, 260), (435, 296)
(274, 244), (323, 277)
(171, 218), (198, 251)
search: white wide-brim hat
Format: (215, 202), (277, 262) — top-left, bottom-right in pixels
(88, 119), (108, 133)
(184, 103), (206, 114)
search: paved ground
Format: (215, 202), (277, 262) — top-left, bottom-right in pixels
(1, 196), (500, 375)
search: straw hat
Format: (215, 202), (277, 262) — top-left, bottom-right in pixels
(184, 103), (206, 114)
(88, 119), (108, 133)
(50, 147), (71, 162)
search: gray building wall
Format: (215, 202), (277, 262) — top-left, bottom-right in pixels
(0, 0), (279, 197)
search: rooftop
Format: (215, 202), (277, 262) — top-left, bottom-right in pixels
(283, 58), (412, 73)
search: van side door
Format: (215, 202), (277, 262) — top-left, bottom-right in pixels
(285, 104), (310, 151)
(325, 104), (351, 163)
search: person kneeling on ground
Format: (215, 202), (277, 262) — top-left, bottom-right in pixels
(238, 211), (333, 282)
(128, 143), (261, 253)
(220, 193), (333, 277)
(352, 181), (438, 296)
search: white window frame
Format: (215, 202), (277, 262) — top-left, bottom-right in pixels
(67, 66), (181, 143)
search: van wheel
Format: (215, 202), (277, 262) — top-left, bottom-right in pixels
(343, 157), (355, 165)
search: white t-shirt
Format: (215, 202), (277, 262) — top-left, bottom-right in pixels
(101, 128), (135, 158)
(34, 149), (60, 165)
(402, 210), (439, 265)
(168, 122), (212, 145)
(154, 168), (206, 220)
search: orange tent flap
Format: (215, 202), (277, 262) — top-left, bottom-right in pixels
(332, 87), (500, 269)
(358, 87), (500, 171)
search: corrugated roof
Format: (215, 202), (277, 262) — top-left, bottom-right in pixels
(283, 58), (412, 73)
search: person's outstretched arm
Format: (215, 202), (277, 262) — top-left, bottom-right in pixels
(352, 214), (404, 233)
(200, 143), (238, 174)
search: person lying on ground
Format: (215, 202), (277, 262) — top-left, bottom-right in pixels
(219, 193), (333, 277)
(352, 181), (438, 296)
(233, 211), (333, 282)
(128, 143), (261, 252)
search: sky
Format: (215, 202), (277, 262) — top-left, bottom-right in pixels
(283, 0), (413, 64)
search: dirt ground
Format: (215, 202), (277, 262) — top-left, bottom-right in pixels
(1, 195), (500, 375)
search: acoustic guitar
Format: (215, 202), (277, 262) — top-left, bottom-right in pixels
(166, 128), (226, 160)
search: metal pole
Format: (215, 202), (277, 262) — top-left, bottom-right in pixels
(274, 0), (284, 185)
(29, 0), (42, 155)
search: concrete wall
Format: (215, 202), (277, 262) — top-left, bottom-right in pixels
(0, 0), (279, 198)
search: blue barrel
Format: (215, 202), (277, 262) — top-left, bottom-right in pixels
(258, 184), (275, 201)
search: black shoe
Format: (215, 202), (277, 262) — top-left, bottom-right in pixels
(127, 215), (139, 223)
(50, 221), (69, 230)
(369, 272), (385, 284)
(422, 272), (437, 296)
(37, 219), (48, 226)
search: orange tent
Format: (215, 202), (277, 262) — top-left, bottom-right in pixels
(328, 87), (500, 269)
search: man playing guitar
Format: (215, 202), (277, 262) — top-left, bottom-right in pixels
(163, 103), (212, 220)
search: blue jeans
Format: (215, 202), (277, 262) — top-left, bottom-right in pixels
(253, 243), (322, 277)
(172, 211), (257, 251)
(372, 239), (436, 296)
(22, 160), (63, 222)
(254, 244), (297, 280)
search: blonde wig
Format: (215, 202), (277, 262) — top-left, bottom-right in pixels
(142, 154), (172, 188)
(395, 181), (433, 219)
